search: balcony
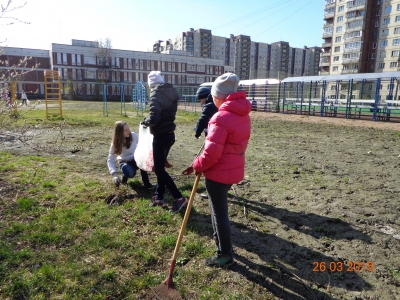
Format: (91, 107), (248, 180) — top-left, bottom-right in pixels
(321, 51), (331, 57)
(323, 32), (333, 38)
(320, 71), (330, 75)
(343, 47), (361, 53)
(325, 2), (335, 9)
(322, 42), (332, 47)
(320, 61), (330, 67)
(344, 36), (362, 42)
(347, 0), (366, 11)
(324, 12), (334, 20)
(341, 69), (359, 74)
(342, 57), (360, 63)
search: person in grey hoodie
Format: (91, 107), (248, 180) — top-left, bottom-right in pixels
(141, 71), (188, 213)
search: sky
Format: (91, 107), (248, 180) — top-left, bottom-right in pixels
(1, 0), (325, 52)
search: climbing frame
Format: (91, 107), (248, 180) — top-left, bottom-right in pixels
(44, 70), (62, 118)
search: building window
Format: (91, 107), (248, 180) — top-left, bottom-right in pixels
(380, 40), (388, 47)
(334, 46), (340, 52)
(379, 51), (386, 58)
(336, 26), (343, 32)
(391, 50), (400, 57)
(372, 43), (377, 49)
(57, 53), (62, 64)
(397, 4), (400, 10)
(147, 61), (150, 70)
(396, 16), (400, 22)
(63, 53), (67, 65)
(375, 21), (380, 27)
(187, 64), (196, 71)
(377, 63), (385, 69)
(395, 27), (400, 34)
(337, 16), (343, 22)
(371, 53), (376, 59)
(382, 29), (389, 36)
(85, 69), (96, 79)
(383, 18), (390, 25)
(333, 56), (339, 61)
(77, 55), (81, 66)
(335, 36), (342, 42)
(390, 62), (398, 68)
(332, 66), (338, 71)
(393, 38), (400, 45)
(338, 6), (344, 12)
(376, 10), (381, 16)
(128, 58), (132, 69)
(384, 6), (392, 13)
(71, 54), (76, 65)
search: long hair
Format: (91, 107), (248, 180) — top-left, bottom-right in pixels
(112, 121), (132, 155)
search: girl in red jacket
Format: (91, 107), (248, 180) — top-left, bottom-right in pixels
(193, 73), (252, 267)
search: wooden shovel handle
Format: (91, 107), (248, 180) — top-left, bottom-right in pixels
(170, 173), (201, 262)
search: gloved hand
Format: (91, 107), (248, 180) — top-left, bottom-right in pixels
(112, 174), (121, 186)
(141, 118), (148, 129)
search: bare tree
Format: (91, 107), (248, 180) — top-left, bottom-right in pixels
(0, 0), (69, 153)
(0, 0), (36, 106)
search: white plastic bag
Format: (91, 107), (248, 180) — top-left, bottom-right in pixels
(134, 124), (154, 172)
(26, 99), (30, 105)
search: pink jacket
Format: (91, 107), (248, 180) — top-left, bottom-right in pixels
(193, 91), (251, 184)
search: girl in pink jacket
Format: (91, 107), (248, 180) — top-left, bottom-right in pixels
(193, 73), (252, 267)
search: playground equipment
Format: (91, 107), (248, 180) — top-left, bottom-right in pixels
(44, 70), (62, 118)
(102, 82), (148, 117)
(132, 81), (148, 116)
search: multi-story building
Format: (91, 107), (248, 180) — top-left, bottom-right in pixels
(269, 41), (290, 79)
(320, 0), (400, 75)
(1, 39), (227, 98)
(0, 47), (50, 95)
(164, 28), (321, 80)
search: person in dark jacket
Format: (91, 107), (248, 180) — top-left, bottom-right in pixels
(141, 71), (188, 213)
(194, 86), (218, 199)
(194, 87), (218, 139)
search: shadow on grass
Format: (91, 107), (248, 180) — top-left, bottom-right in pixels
(185, 193), (373, 300)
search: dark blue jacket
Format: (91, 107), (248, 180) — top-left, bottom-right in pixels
(194, 94), (218, 138)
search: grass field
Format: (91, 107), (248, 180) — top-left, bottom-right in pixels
(1, 100), (400, 300)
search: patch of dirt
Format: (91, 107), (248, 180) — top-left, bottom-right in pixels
(2, 109), (400, 299)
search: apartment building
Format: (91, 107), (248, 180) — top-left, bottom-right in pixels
(374, 0), (400, 72)
(320, 0), (400, 75)
(163, 28), (321, 80)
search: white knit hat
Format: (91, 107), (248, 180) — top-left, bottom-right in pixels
(148, 71), (164, 88)
(211, 73), (240, 100)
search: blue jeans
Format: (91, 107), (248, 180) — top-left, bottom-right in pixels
(205, 178), (233, 255)
(119, 160), (150, 185)
(153, 132), (182, 200)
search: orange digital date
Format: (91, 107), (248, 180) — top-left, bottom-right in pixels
(312, 261), (375, 272)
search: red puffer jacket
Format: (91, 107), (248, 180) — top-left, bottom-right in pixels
(193, 91), (251, 184)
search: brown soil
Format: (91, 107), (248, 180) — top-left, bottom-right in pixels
(2, 108), (400, 300)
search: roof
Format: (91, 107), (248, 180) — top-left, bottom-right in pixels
(282, 72), (400, 83)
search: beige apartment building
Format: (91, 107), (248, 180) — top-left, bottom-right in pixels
(154, 28), (321, 80)
(321, 0), (400, 75)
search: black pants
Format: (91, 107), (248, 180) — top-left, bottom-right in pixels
(205, 178), (233, 255)
(153, 132), (182, 200)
